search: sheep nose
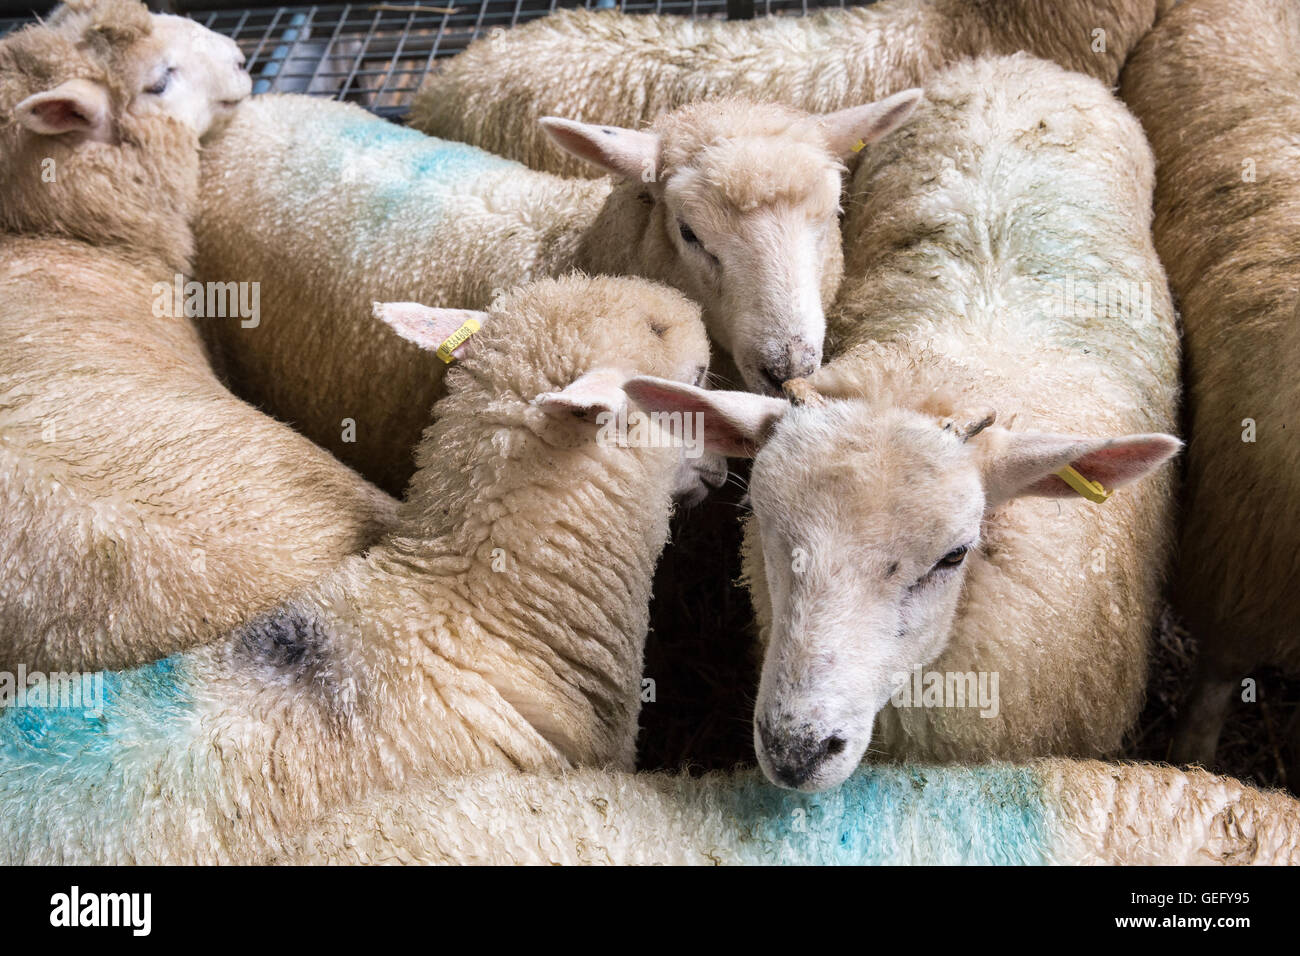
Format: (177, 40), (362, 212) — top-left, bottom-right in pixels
(758, 722), (846, 789)
(758, 341), (820, 393)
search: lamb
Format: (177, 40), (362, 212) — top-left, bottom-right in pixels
(627, 55), (1181, 791)
(0, 274), (714, 866)
(0, 1), (397, 673)
(272, 759), (1300, 865)
(194, 88), (920, 495)
(408, 0), (1167, 179)
(1120, 0), (1300, 772)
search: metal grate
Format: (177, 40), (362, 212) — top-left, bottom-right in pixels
(2, 0), (873, 119)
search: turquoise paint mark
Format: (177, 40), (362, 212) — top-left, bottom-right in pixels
(0, 655), (192, 765)
(297, 109), (516, 235)
(333, 115), (511, 179)
(719, 764), (1052, 865)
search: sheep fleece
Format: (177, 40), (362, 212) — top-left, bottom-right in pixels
(271, 760), (1300, 865)
(0, 7), (396, 672)
(1121, 0), (1300, 677)
(410, 0), (1166, 178)
(743, 55), (1180, 760)
(0, 277), (710, 866)
(195, 94), (609, 494)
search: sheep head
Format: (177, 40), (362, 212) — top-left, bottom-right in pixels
(23, 0), (249, 142)
(374, 276), (722, 509)
(0, 3), (250, 265)
(541, 89), (922, 396)
(625, 375), (1181, 792)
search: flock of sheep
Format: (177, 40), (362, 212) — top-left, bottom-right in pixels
(0, 0), (1296, 865)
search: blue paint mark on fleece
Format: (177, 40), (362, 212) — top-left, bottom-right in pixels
(333, 113), (512, 180)
(0, 655), (192, 765)
(306, 109), (515, 238)
(718, 764), (1052, 865)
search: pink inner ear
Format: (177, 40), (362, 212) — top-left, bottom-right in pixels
(1033, 435), (1180, 496)
(374, 303), (483, 357)
(626, 379), (712, 417)
(543, 122), (608, 168)
(32, 98), (93, 131)
(541, 117), (657, 179)
(624, 380), (765, 458)
(535, 369), (628, 423)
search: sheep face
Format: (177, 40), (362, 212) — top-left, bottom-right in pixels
(746, 403), (983, 791)
(11, 7), (249, 144)
(657, 150), (839, 397)
(625, 376), (1181, 792)
(542, 90), (921, 396)
(125, 14), (250, 139)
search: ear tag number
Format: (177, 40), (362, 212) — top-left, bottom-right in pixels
(436, 318), (481, 364)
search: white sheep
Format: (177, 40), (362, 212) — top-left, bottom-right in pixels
(409, 0), (1167, 178)
(1121, 0), (1300, 772)
(273, 760), (1300, 865)
(0, 274), (714, 866)
(194, 89), (919, 495)
(628, 55), (1182, 791)
(0, 0), (397, 673)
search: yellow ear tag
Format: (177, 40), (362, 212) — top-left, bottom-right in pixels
(435, 317), (481, 365)
(851, 140), (867, 153)
(1056, 465), (1112, 504)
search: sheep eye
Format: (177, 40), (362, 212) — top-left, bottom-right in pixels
(907, 544), (972, 593)
(145, 68), (174, 95)
(937, 545), (969, 568)
(677, 220), (720, 268)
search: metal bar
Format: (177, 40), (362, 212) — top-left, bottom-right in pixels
(227, 7), (251, 42)
(340, 6), (381, 94)
(375, 6), (416, 101)
(299, 6), (337, 96)
(315, 8), (354, 101)
(251, 8), (301, 93)
(467, 0), (490, 43)
(421, 2), (452, 65)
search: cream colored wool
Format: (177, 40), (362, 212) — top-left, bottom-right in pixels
(0, 276), (713, 866)
(1121, 0), (1300, 767)
(0, 2), (397, 672)
(195, 92), (910, 494)
(410, 0), (1164, 179)
(630, 56), (1180, 785)
(773, 55), (1179, 763)
(269, 760), (1300, 865)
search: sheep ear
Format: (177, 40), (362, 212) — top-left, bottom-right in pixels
(533, 368), (629, 423)
(817, 88), (923, 161)
(978, 428), (1181, 508)
(625, 376), (788, 458)
(15, 78), (113, 142)
(539, 116), (659, 182)
(372, 302), (487, 359)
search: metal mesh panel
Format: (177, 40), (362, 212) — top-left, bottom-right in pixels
(0, 0), (873, 118)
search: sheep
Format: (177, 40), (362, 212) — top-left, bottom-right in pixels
(0, 0), (398, 673)
(0, 274), (715, 866)
(271, 759), (1300, 865)
(408, 0), (1167, 179)
(194, 89), (919, 495)
(1120, 0), (1300, 773)
(626, 55), (1182, 791)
